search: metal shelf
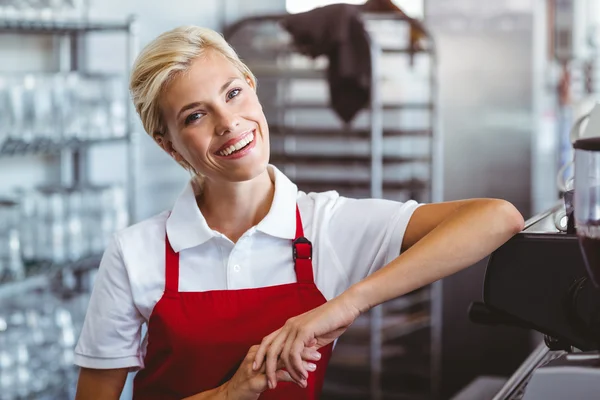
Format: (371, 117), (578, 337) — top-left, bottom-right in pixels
(250, 65), (326, 80)
(270, 126), (432, 138)
(329, 343), (407, 368)
(268, 102), (435, 111)
(385, 287), (431, 313)
(0, 254), (101, 300)
(0, 273), (49, 301)
(291, 179), (428, 194)
(344, 312), (430, 342)
(0, 136), (128, 156)
(0, 18), (133, 34)
(270, 154), (430, 165)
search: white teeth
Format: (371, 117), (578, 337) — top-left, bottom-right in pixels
(218, 132), (254, 156)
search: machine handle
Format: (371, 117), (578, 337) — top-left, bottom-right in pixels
(468, 302), (532, 329)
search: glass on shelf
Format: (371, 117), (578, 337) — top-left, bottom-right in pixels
(36, 186), (67, 265)
(0, 290), (86, 399)
(0, 77), (11, 145)
(0, 0), (89, 22)
(3, 183), (128, 274)
(0, 73), (127, 149)
(0, 198), (25, 283)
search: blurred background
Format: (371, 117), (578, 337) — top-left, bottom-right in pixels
(0, 0), (599, 399)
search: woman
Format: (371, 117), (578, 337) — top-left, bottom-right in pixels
(74, 26), (524, 400)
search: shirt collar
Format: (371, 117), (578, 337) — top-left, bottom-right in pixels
(166, 180), (214, 253)
(166, 165), (298, 252)
(255, 165), (298, 240)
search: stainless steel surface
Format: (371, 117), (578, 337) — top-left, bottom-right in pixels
(370, 39), (383, 200)
(126, 16), (139, 224)
(491, 342), (551, 400)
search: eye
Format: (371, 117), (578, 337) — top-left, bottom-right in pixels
(184, 112), (204, 126)
(227, 88), (241, 101)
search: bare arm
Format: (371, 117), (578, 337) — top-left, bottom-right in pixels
(75, 368), (129, 400)
(253, 198), (525, 387)
(351, 198), (525, 311)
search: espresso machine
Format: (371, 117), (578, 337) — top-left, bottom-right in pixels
(465, 105), (600, 400)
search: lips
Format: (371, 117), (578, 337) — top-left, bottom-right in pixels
(215, 130), (255, 156)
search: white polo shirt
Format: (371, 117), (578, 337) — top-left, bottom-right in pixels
(74, 165), (420, 370)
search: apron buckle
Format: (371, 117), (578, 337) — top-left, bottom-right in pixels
(293, 237), (313, 260)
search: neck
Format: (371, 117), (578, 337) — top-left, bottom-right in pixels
(197, 169), (274, 242)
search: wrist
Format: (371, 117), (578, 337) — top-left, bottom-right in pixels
(343, 281), (374, 314)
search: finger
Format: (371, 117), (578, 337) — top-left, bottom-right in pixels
(266, 331), (288, 389)
(301, 346), (322, 362)
(248, 345), (260, 356)
(282, 331), (305, 383)
(290, 336), (309, 384)
(274, 370), (307, 388)
(254, 329), (280, 371)
(275, 357), (317, 374)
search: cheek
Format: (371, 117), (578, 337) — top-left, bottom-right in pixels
(178, 129), (212, 157)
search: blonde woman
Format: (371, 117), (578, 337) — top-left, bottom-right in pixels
(74, 26), (524, 400)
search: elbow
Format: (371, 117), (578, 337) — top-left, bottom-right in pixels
(493, 199), (525, 236)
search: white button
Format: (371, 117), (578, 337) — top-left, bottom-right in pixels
(233, 264), (241, 272)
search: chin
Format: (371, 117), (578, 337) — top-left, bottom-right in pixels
(228, 159), (269, 182)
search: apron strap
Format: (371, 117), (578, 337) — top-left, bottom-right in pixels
(165, 233), (180, 294)
(294, 205), (315, 284)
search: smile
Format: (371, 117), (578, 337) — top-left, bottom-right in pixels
(216, 131), (255, 157)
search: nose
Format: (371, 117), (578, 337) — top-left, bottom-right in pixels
(214, 106), (240, 136)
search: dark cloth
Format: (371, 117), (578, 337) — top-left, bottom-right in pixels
(360, 0), (428, 64)
(282, 4), (371, 124)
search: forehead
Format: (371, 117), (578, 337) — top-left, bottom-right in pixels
(161, 52), (243, 114)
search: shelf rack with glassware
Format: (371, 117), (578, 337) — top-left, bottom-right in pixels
(0, 16), (139, 291)
(225, 12), (442, 400)
(0, 17), (139, 397)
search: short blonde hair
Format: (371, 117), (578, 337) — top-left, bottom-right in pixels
(129, 25), (256, 139)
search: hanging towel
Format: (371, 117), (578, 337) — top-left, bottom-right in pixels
(282, 4), (371, 124)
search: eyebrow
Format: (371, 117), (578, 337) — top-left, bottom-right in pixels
(176, 77), (240, 120)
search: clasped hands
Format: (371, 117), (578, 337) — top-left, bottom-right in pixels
(223, 295), (362, 399)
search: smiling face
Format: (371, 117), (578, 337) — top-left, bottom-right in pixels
(158, 51), (270, 183)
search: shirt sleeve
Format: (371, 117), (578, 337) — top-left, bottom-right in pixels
(74, 234), (145, 370)
(326, 196), (421, 286)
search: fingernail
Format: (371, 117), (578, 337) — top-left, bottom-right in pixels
(307, 363), (317, 371)
(314, 352), (321, 360)
(302, 379), (307, 388)
(252, 361), (257, 370)
(268, 380), (273, 389)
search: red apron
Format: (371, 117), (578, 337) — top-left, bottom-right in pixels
(133, 205), (333, 399)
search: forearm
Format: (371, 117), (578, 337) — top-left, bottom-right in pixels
(347, 199), (524, 312)
(183, 383), (228, 400)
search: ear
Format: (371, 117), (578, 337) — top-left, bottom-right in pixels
(154, 133), (185, 163)
(245, 75), (256, 91)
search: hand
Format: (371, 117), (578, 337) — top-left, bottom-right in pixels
(253, 294), (362, 389)
(223, 344), (322, 400)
